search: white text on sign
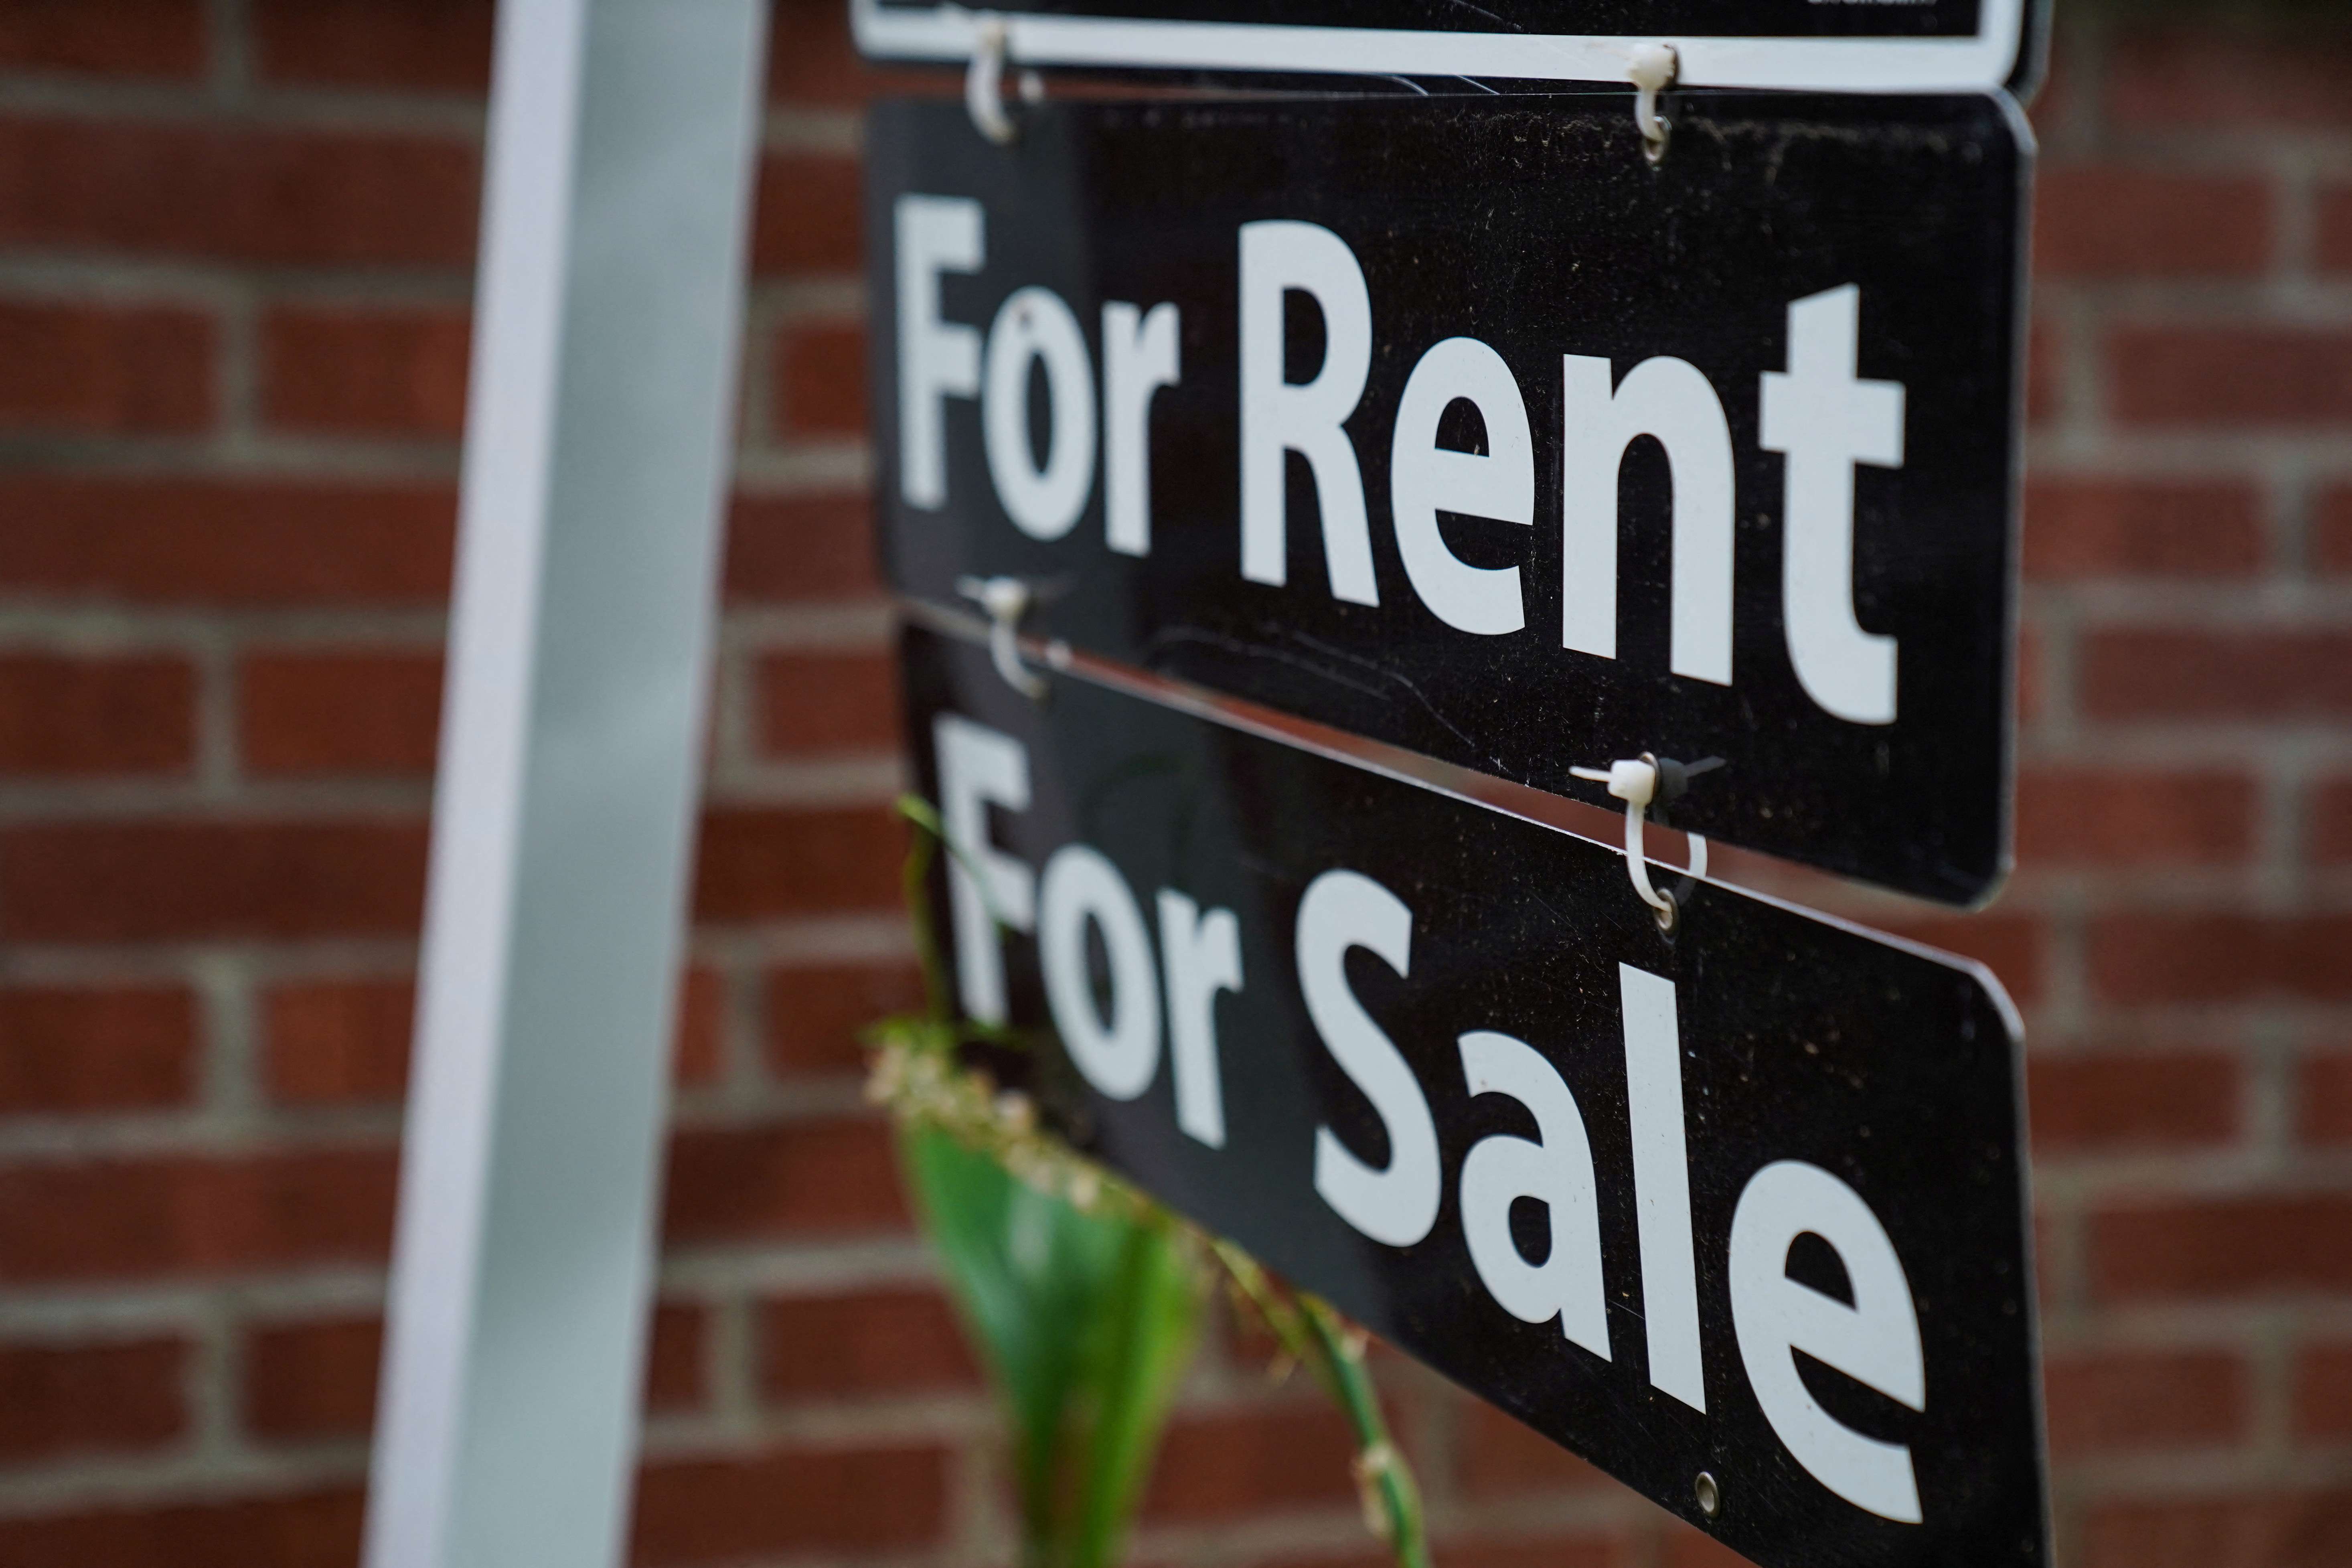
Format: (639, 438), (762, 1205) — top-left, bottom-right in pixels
(897, 196), (1905, 725)
(935, 709), (1932, 1525)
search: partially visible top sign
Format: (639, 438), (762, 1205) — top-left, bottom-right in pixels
(851, 0), (2048, 97)
(868, 92), (2028, 904)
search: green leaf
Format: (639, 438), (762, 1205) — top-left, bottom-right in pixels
(900, 1126), (1203, 1568)
(1066, 1211), (1199, 1568)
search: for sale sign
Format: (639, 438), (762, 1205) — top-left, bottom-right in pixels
(901, 623), (2048, 1568)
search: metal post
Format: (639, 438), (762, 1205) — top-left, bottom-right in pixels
(363, 4), (768, 1566)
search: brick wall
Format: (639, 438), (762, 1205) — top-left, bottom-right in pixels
(0, 5), (2343, 1567)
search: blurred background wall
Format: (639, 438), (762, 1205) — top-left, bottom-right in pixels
(0, 2), (2345, 1564)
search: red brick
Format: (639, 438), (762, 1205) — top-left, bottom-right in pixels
(0, 298), (211, 432)
(752, 154), (861, 276)
(671, 966), (725, 1086)
(1433, 1537), (1627, 1568)
(1143, 1405), (1360, 1521)
(764, 0), (943, 107)
(2015, 768), (2254, 865)
(2082, 1489), (2352, 1568)
(2022, 28), (2077, 135)
(761, 1287), (975, 1399)
(1243, 1547), (1390, 1568)
(2300, 1051), (2352, 1146)
(264, 978), (411, 1105)
(723, 492), (880, 603)
(2081, 629), (2352, 721)
(1260, 1539), (1628, 1568)
(0, 1337), (186, 1458)
(2089, 1193), (2352, 1301)
(240, 649), (442, 776)
(2294, 1342), (2352, 1439)
(631, 1443), (948, 1562)
(2088, 914), (2352, 1005)
(0, 1488), (364, 1568)
(252, 0), (492, 92)
(1660, 1528), (1752, 1568)
(2017, 622), (2043, 728)
(0, 985), (196, 1112)
(1457, 1399), (1614, 1500)
(774, 322), (866, 437)
(2033, 166), (2271, 279)
(2111, 326), (2352, 427)
(766, 960), (926, 1078)
(766, 0), (862, 105)
(0, 117), (478, 266)
(241, 1315), (377, 1439)
(2022, 477), (2262, 579)
(2318, 186), (2352, 275)
(0, 1147), (397, 1282)
(693, 805), (904, 922)
(2313, 778), (2352, 864)
(1871, 913), (2043, 1007)
(244, 1302), (702, 1440)
(2027, 314), (2059, 428)
(0, 818), (427, 942)
(262, 306), (469, 436)
(2042, 1347), (2247, 1456)
(0, 652), (192, 775)
(2316, 486), (2352, 576)
(0, 474), (454, 604)
(758, 649), (900, 755)
(2029, 1052), (2240, 1152)
(642, 1300), (711, 1413)
(264, 968), (720, 1107)
(2111, 32), (2352, 131)
(663, 1118), (907, 1243)
(0, 0), (205, 79)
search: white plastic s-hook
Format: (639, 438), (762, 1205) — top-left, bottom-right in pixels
(957, 574), (1049, 700)
(965, 15), (1043, 146)
(1571, 753), (1709, 931)
(966, 16), (1017, 144)
(1627, 42), (1677, 165)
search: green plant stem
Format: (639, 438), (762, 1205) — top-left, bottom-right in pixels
(1207, 1241), (1429, 1568)
(1299, 1296), (1432, 1568)
(894, 795), (954, 1024)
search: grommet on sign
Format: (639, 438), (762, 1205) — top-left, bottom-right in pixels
(1571, 752), (1719, 930)
(965, 14), (1044, 146)
(1627, 42), (1677, 165)
(957, 574), (1050, 699)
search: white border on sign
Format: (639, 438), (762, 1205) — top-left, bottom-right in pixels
(851, 0), (2028, 94)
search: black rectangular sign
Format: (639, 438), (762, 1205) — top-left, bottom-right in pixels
(868, 92), (2029, 904)
(852, 0), (2048, 96)
(902, 623), (2046, 1568)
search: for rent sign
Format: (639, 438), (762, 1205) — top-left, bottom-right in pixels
(869, 92), (2028, 902)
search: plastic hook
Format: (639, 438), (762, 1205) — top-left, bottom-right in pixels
(966, 15), (1017, 144)
(1627, 41), (1677, 165)
(957, 574), (1049, 700)
(1570, 752), (1717, 931)
(965, 15), (1043, 146)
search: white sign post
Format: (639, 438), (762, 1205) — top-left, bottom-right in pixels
(363, 4), (768, 1566)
